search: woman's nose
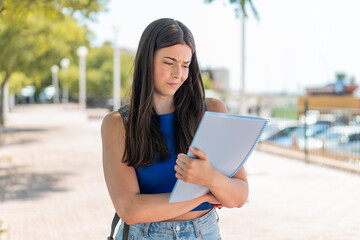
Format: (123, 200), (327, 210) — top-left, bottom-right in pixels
(171, 65), (181, 79)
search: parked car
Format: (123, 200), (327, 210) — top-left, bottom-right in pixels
(267, 123), (331, 148)
(39, 85), (55, 103)
(339, 140), (360, 155)
(260, 118), (299, 142)
(299, 126), (360, 152)
(18, 85), (36, 104)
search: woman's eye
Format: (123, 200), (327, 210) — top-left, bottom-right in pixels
(183, 65), (190, 69)
(164, 62), (172, 65)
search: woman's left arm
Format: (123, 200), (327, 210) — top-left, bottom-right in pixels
(174, 98), (249, 208)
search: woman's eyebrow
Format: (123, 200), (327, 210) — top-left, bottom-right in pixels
(164, 56), (191, 64)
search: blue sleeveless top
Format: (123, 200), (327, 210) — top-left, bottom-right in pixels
(135, 112), (213, 211)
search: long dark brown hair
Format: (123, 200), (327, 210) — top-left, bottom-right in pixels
(124, 18), (205, 168)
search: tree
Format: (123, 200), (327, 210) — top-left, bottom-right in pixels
(58, 43), (135, 105)
(200, 72), (214, 90)
(204, 0), (258, 114)
(335, 72), (346, 81)
(86, 44), (135, 103)
(204, 0), (258, 18)
(8, 72), (33, 94)
(0, 0), (109, 124)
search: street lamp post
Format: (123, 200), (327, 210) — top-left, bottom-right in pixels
(60, 58), (70, 104)
(77, 46), (88, 110)
(51, 65), (60, 104)
(113, 26), (121, 111)
(239, 12), (247, 115)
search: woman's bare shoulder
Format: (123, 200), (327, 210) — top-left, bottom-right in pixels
(205, 98), (228, 113)
(101, 110), (126, 136)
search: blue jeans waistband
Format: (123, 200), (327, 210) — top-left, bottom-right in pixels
(121, 208), (219, 238)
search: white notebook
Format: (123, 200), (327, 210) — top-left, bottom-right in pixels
(169, 111), (269, 203)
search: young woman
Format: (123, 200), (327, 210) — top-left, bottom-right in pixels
(101, 18), (249, 240)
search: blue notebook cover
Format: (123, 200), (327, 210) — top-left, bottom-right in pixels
(169, 112), (269, 203)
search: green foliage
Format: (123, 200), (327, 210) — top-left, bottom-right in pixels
(61, 0), (109, 20)
(86, 43), (113, 69)
(120, 53), (135, 101)
(272, 106), (298, 120)
(0, 1), (95, 76)
(8, 72), (33, 94)
(335, 72), (346, 81)
(56, 43), (135, 102)
(0, 0), (109, 124)
(58, 65), (80, 97)
(87, 69), (108, 98)
(84, 44), (134, 101)
(85, 43), (113, 98)
(0, 0), (108, 82)
(0, 0), (109, 22)
(201, 73), (214, 89)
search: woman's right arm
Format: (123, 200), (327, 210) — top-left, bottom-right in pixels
(101, 112), (213, 225)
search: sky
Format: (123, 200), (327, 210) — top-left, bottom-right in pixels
(85, 0), (360, 95)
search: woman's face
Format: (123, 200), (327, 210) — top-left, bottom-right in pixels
(153, 44), (192, 100)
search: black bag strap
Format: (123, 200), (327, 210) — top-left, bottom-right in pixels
(118, 104), (130, 127)
(107, 212), (130, 240)
(123, 223), (130, 240)
(107, 212), (119, 240)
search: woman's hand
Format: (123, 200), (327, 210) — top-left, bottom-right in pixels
(204, 192), (223, 208)
(174, 147), (216, 187)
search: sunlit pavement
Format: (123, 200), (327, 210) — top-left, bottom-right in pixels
(0, 104), (359, 240)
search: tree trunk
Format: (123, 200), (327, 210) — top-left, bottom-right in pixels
(0, 72), (11, 126)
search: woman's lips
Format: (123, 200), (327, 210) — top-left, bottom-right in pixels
(168, 83), (179, 87)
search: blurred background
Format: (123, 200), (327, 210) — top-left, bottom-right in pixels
(2, 0), (360, 113)
(1, 0), (360, 239)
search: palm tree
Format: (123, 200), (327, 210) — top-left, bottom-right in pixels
(204, 0), (259, 114)
(204, 0), (258, 18)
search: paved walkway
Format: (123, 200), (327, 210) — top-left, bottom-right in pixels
(0, 104), (359, 240)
